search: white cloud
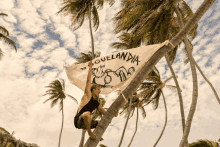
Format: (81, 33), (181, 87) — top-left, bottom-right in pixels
(0, 0), (14, 10)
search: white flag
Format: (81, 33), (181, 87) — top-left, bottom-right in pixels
(64, 41), (170, 95)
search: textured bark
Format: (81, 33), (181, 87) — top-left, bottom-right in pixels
(153, 91), (167, 147)
(84, 1), (215, 146)
(165, 53), (188, 147)
(127, 107), (138, 147)
(89, 2), (95, 59)
(193, 58), (220, 104)
(118, 96), (133, 147)
(58, 101), (64, 147)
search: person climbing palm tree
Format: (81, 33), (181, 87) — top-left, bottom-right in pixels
(74, 60), (118, 140)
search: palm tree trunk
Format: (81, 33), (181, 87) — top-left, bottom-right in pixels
(89, 2), (95, 59)
(79, 130), (86, 147)
(84, 1), (215, 146)
(153, 90), (167, 147)
(173, 4), (206, 147)
(118, 96), (133, 147)
(165, 54), (188, 147)
(192, 58), (220, 104)
(58, 101), (64, 147)
(127, 107), (138, 147)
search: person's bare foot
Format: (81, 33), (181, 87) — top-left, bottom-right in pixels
(88, 132), (97, 140)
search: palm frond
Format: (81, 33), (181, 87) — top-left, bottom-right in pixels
(0, 26), (9, 37)
(139, 106), (146, 119)
(59, 100), (63, 112)
(66, 94), (78, 104)
(164, 75), (175, 83)
(165, 85), (180, 93)
(151, 90), (162, 110)
(43, 94), (59, 103)
(91, 4), (99, 31)
(110, 42), (129, 50)
(71, 2), (88, 31)
(129, 108), (135, 119)
(75, 51), (101, 64)
(51, 98), (60, 108)
(0, 13), (8, 16)
(0, 34), (17, 52)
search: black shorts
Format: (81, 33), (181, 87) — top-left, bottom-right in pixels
(74, 113), (98, 129)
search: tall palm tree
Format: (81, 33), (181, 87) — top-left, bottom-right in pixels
(0, 13), (17, 60)
(84, 1), (215, 146)
(56, 0), (115, 59)
(43, 79), (78, 147)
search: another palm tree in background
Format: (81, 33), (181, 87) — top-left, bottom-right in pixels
(0, 13), (17, 60)
(43, 79), (78, 147)
(57, 0), (115, 59)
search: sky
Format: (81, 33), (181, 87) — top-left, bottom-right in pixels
(0, 0), (219, 147)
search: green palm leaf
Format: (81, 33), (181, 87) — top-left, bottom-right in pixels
(59, 100), (63, 112)
(66, 94), (78, 104)
(0, 26), (9, 37)
(139, 106), (146, 119)
(51, 98), (59, 108)
(91, 5), (99, 31)
(165, 85), (179, 93)
(0, 34), (17, 52)
(0, 13), (8, 16)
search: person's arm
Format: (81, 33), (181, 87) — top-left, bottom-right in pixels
(84, 60), (93, 96)
(98, 104), (106, 115)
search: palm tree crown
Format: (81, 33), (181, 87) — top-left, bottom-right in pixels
(56, 0), (115, 31)
(43, 79), (78, 110)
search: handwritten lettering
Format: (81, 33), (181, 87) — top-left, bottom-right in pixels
(80, 52), (141, 70)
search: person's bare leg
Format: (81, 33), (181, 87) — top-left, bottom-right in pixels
(82, 112), (97, 139)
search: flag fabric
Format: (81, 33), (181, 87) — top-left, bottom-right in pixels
(64, 41), (170, 95)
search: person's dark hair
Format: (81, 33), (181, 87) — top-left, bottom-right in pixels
(90, 84), (100, 92)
